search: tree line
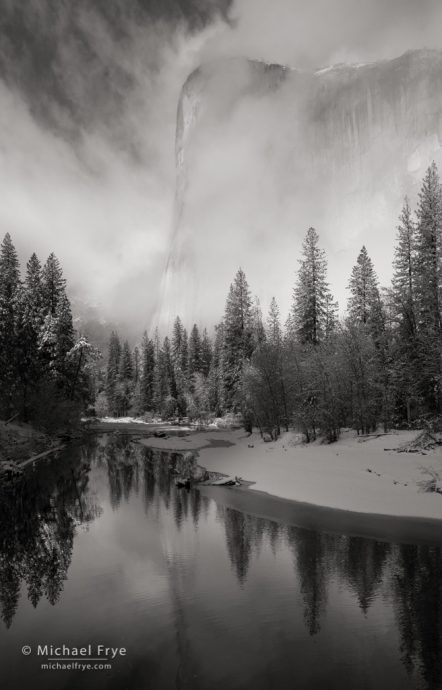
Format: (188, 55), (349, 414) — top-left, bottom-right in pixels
(100, 162), (442, 441)
(0, 235), (98, 430)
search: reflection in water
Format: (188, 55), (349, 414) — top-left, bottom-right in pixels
(344, 537), (391, 615)
(288, 528), (329, 636)
(393, 545), (442, 690)
(0, 433), (440, 689)
(0, 444), (100, 627)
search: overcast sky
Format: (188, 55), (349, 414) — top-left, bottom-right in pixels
(2, 0), (442, 333)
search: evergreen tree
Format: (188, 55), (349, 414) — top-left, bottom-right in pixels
(292, 228), (336, 345)
(20, 254), (44, 389)
(54, 293), (75, 389)
(200, 328), (213, 377)
(188, 324), (203, 376)
(414, 162), (442, 413)
(120, 340), (134, 381)
(171, 317), (188, 416)
(151, 328), (163, 413)
(251, 296), (266, 348)
(171, 316), (185, 368)
(0, 234), (22, 416)
(24, 253), (44, 321)
(222, 268), (253, 411)
(41, 253), (66, 316)
(133, 346), (140, 383)
(391, 198), (420, 421)
(105, 331), (121, 415)
(0, 235), (92, 426)
(267, 297), (282, 346)
(117, 340), (134, 416)
(162, 336), (176, 411)
(140, 333), (155, 412)
(347, 246), (384, 338)
(392, 198), (417, 336)
(208, 322), (225, 415)
(324, 293), (338, 339)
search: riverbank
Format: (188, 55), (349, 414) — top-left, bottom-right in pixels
(0, 420), (53, 462)
(139, 428), (442, 521)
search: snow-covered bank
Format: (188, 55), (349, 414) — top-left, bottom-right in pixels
(139, 429), (442, 520)
(83, 417), (193, 433)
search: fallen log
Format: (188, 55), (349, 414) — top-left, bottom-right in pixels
(18, 444), (65, 469)
(209, 476), (241, 486)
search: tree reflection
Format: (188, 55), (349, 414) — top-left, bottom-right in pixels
(1, 432), (441, 690)
(341, 537), (391, 614)
(223, 507), (254, 585)
(0, 444), (100, 628)
(392, 544), (442, 690)
(99, 434), (140, 509)
(287, 527), (331, 636)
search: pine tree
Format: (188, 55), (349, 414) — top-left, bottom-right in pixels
(24, 253), (44, 315)
(171, 317), (188, 415)
(181, 328), (189, 382)
(22, 253), (44, 362)
(54, 293), (75, 388)
(41, 253), (66, 316)
(200, 328), (212, 377)
(391, 198), (420, 421)
(292, 228), (336, 345)
(116, 340), (134, 416)
(133, 346), (140, 383)
(151, 328), (163, 413)
(106, 331), (121, 415)
(267, 297), (282, 346)
(0, 234), (22, 415)
(188, 324), (203, 376)
(251, 296), (266, 348)
(392, 198), (417, 336)
(208, 322), (225, 415)
(222, 268), (253, 411)
(347, 246), (384, 338)
(120, 341), (134, 381)
(414, 162), (442, 413)
(140, 333), (155, 412)
(171, 316), (184, 368)
(161, 336), (177, 418)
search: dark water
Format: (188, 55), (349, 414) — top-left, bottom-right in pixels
(0, 434), (441, 690)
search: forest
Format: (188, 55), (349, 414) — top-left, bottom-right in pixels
(1, 163), (441, 441)
(0, 240), (98, 431)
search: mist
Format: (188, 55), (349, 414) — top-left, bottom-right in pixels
(2, 0), (442, 334)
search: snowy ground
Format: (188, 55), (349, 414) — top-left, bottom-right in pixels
(139, 429), (442, 520)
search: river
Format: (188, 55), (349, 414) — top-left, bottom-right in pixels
(0, 433), (440, 690)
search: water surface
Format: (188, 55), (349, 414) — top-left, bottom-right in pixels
(0, 434), (441, 690)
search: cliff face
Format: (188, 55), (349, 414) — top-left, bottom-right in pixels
(157, 50), (442, 329)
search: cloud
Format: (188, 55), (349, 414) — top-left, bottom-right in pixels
(202, 0), (442, 68)
(0, 2), (231, 333)
(2, 0), (442, 334)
